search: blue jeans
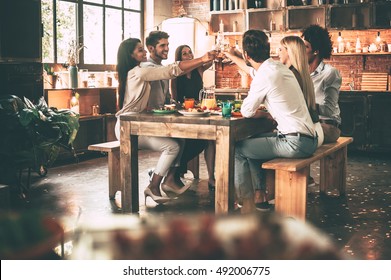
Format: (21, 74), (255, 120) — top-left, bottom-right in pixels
(234, 131), (318, 199)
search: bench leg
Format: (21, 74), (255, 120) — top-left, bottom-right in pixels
(265, 170), (275, 201)
(187, 155), (200, 179)
(108, 150), (121, 200)
(319, 146), (347, 196)
(274, 168), (308, 221)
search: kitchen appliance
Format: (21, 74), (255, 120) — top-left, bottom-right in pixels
(161, 17), (215, 87)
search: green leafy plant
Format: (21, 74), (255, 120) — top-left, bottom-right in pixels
(43, 63), (55, 76)
(18, 96), (80, 170)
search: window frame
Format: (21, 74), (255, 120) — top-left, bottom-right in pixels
(43, 0), (144, 71)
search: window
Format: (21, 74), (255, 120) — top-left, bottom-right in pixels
(42, 0), (143, 69)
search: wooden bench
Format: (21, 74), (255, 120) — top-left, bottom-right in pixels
(262, 136), (353, 221)
(88, 141), (200, 200)
(88, 141), (120, 200)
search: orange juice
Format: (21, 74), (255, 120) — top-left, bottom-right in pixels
(201, 98), (216, 109)
(184, 98), (195, 109)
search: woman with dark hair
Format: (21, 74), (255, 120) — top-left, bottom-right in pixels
(170, 45), (216, 191)
(115, 38), (215, 204)
(171, 45), (213, 102)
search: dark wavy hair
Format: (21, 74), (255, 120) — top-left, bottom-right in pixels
(242, 29), (270, 63)
(175, 44), (192, 61)
(116, 38), (141, 109)
(301, 24), (333, 60)
(145, 31), (169, 47)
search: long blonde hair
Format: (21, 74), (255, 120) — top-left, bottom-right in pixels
(280, 36), (316, 111)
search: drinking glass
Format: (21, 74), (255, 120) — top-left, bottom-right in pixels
(222, 101), (232, 118)
(184, 98), (195, 109)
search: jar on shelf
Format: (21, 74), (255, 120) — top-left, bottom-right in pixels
(88, 73), (96, 88)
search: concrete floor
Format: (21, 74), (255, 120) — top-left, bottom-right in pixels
(7, 149), (391, 260)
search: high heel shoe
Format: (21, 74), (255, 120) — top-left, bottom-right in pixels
(161, 183), (191, 196)
(144, 188), (171, 204)
(148, 169), (154, 182)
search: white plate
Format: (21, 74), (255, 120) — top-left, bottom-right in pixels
(209, 110), (222, 115)
(178, 110), (210, 117)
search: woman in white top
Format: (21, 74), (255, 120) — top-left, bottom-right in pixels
(115, 38), (215, 204)
(278, 35), (324, 147)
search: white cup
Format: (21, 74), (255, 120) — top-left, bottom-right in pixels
(388, 44), (391, 52)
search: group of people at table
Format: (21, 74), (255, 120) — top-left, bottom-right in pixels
(114, 24), (342, 213)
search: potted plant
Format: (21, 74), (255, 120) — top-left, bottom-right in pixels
(43, 64), (58, 89)
(67, 40), (85, 88)
(0, 95), (79, 192)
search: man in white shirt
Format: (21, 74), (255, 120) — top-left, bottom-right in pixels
(141, 31), (171, 109)
(225, 30), (318, 213)
(142, 31), (207, 185)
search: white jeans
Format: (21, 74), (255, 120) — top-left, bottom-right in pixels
(115, 118), (184, 177)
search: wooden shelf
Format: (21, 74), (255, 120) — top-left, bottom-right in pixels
(209, 1), (390, 34)
(332, 52), (391, 56)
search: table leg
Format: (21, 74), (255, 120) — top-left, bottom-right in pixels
(214, 126), (235, 214)
(120, 120), (139, 213)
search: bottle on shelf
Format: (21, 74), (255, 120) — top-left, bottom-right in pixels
(355, 36), (361, 53)
(219, 19), (224, 33)
(70, 92), (80, 114)
(337, 32), (345, 53)
(270, 13), (276, 32)
(233, 20), (238, 33)
(352, 9), (357, 28)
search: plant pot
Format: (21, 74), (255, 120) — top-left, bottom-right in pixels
(69, 65), (78, 89)
(49, 75), (57, 89)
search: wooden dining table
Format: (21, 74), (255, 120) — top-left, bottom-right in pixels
(119, 111), (274, 214)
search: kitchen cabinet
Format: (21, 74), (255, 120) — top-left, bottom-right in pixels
(338, 92), (368, 150)
(287, 5), (326, 30)
(210, 9), (246, 33)
(0, 63), (43, 103)
(339, 91), (391, 152)
(44, 87), (118, 154)
(247, 8), (285, 32)
(0, 0), (43, 104)
(209, 1), (391, 34)
(373, 1), (391, 28)
(329, 3), (371, 29)
(367, 93), (391, 152)
(0, 0), (42, 62)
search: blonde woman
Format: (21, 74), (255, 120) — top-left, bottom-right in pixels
(278, 35), (324, 147)
(278, 35), (323, 187)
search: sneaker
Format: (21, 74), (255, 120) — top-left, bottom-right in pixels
(255, 201), (271, 212)
(308, 176), (316, 187)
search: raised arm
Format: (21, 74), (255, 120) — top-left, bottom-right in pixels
(178, 51), (216, 73)
(223, 47), (251, 75)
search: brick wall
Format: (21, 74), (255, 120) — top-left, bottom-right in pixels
(173, 0), (391, 91)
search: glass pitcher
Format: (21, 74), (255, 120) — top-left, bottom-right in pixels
(199, 85), (217, 110)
